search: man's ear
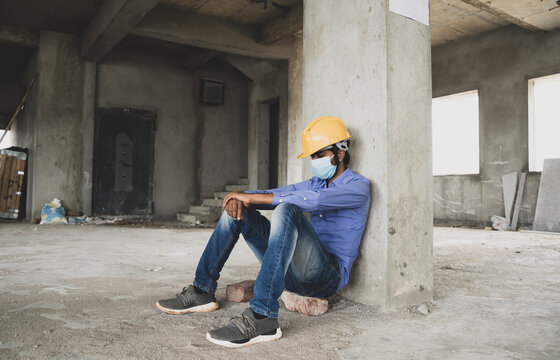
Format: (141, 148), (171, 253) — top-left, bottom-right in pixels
(338, 150), (345, 163)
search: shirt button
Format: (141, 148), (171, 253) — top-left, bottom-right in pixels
(304, 197), (307, 200)
(319, 214), (323, 218)
(279, 199), (283, 203)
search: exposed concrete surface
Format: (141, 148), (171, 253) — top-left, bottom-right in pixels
(247, 62), (289, 190)
(79, 61), (96, 216)
(98, 46), (197, 217)
(193, 59), (249, 201)
(533, 159), (560, 232)
(10, 50), (38, 220)
(1, 225), (559, 359)
(303, 0), (433, 308)
(132, 6), (293, 60)
(32, 31), (85, 219)
(286, 36), (303, 186)
(432, 26), (560, 227)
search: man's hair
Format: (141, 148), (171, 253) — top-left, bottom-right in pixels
(331, 140), (351, 166)
(334, 149), (351, 166)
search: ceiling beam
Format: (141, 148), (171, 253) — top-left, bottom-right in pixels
(181, 48), (219, 71)
(129, 6), (292, 60)
(258, 4), (303, 44)
(0, 25), (39, 47)
(224, 54), (278, 80)
(457, 0), (544, 32)
(81, 0), (160, 62)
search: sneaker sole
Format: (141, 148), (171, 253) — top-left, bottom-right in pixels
(205, 328), (282, 348)
(156, 301), (219, 315)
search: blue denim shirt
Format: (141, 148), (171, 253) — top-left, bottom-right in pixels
(247, 168), (371, 290)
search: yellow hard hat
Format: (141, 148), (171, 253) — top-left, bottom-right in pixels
(297, 116), (351, 159)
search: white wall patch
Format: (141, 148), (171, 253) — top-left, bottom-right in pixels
(389, 0), (430, 26)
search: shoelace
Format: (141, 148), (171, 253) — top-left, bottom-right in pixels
(231, 314), (257, 336)
(176, 287), (194, 307)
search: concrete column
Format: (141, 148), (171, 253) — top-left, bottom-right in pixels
(80, 61), (96, 216)
(32, 31), (84, 218)
(303, 0), (433, 308)
(287, 36), (304, 185)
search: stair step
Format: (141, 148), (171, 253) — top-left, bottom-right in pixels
(203, 198), (223, 207)
(190, 205), (210, 215)
(237, 178), (249, 185)
(177, 212), (220, 225)
(225, 184), (249, 192)
(213, 191), (230, 199)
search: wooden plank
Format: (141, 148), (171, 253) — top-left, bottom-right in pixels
(0, 155), (5, 211)
(9, 158), (25, 215)
(0, 156), (14, 212)
(6, 156), (17, 213)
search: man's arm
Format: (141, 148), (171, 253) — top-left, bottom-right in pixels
(271, 180), (370, 212)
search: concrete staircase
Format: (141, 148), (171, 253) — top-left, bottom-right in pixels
(177, 177), (249, 225)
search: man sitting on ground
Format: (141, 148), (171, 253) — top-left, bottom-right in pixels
(156, 116), (371, 348)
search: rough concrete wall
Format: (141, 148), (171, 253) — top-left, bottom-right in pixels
(10, 51), (38, 219)
(432, 26), (560, 227)
(247, 63), (289, 190)
(32, 31), (84, 218)
(97, 47), (196, 217)
(193, 60), (249, 200)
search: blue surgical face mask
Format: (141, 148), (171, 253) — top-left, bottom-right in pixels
(311, 155), (337, 180)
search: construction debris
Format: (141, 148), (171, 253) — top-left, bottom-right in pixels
(510, 172), (527, 231)
(0, 148), (27, 219)
(226, 280), (255, 303)
(281, 290), (329, 316)
(40, 198), (68, 224)
(533, 159), (560, 233)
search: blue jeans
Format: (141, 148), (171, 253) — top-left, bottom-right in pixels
(193, 203), (341, 319)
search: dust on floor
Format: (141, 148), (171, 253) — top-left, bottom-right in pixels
(0, 224), (559, 359)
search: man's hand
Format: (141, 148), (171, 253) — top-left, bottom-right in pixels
(223, 192), (251, 220)
(222, 191), (274, 220)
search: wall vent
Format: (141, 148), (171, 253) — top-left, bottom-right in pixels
(200, 79), (224, 106)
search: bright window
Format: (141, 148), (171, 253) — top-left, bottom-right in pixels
(0, 130), (13, 148)
(529, 73), (560, 172)
(432, 90), (480, 175)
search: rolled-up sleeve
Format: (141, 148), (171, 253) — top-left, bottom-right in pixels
(272, 179), (369, 212)
(244, 180), (311, 209)
(245, 180), (310, 196)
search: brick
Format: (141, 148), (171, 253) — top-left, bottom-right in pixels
(280, 290), (328, 316)
(226, 280), (255, 303)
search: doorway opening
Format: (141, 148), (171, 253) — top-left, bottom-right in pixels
(93, 107), (156, 216)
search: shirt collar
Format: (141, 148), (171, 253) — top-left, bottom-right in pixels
(328, 168), (352, 187)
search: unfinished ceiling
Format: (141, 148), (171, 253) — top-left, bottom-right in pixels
(1, 0), (560, 54)
(431, 0), (560, 46)
(0, 0), (105, 34)
(160, 0), (302, 25)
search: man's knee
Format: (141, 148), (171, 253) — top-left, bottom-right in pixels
(272, 203), (302, 221)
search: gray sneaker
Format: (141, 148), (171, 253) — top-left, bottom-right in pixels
(206, 308), (282, 348)
(156, 285), (219, 314)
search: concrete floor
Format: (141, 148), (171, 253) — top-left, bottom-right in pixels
(0, 223), (559, 360)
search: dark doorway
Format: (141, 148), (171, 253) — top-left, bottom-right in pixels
(268, 98), (280, 189)
(93, 107), (155, 216)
